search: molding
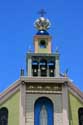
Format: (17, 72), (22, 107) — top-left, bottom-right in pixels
(67, 80), (83, 100)
(26, 52), (57, 57)
(26, 90), (62, 94)
(68, 87), (83, 103)
(34, 35), (52, 40)
(20, 76), (68, 84)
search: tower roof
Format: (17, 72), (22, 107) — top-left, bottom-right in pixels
(36, 30), (49, 35)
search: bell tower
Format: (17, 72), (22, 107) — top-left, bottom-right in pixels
(20, 10), (70, 125)
(26, 10), (60, 77)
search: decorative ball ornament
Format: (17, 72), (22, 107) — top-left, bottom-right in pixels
(34, 17), (51, 31)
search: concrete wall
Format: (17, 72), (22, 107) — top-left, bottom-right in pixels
(68, 92), (83, 125)
(0, 91), (20, 125)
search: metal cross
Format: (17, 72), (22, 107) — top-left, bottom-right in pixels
(38, 9), (46, 17)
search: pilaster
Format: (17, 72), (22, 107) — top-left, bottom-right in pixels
(19, 82), (26, 125)
(34, 36), (39, 53)
(55, 52), (60, 77)
(62, 83), (69, 125)
(28, 55), (32, 76)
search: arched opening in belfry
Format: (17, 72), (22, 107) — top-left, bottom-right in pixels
(32, 60), (39, 76)
(40, 59), (47, 76)
(34, 97), (53, 125)
(48, 61), (55, 77)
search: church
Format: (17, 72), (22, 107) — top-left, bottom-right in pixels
(0, 10), (83, 125)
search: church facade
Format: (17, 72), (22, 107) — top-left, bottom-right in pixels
(0, 12), (83, 125)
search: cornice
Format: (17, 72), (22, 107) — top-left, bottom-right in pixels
(26, 53), (56, 57)
(67, 79), (83, 100)
(20, 76), (68, 84)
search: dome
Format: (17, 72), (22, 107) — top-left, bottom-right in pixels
(36, 30), (49, 35)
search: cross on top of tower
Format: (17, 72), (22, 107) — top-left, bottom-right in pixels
(38, 9), (46, 17)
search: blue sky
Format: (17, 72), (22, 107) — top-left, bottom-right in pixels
(0, 0), (83, 92)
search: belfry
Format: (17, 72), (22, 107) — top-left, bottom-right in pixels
(0, 11), (83, 125)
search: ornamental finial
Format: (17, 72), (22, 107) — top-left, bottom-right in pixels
(38, 9), (46, 17)
(34, 10), (51, 31)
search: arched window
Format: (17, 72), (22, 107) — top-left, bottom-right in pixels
(0, 107), (8, 125)
(78, 108), (83, 125)
(34, 97), (53, 125)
